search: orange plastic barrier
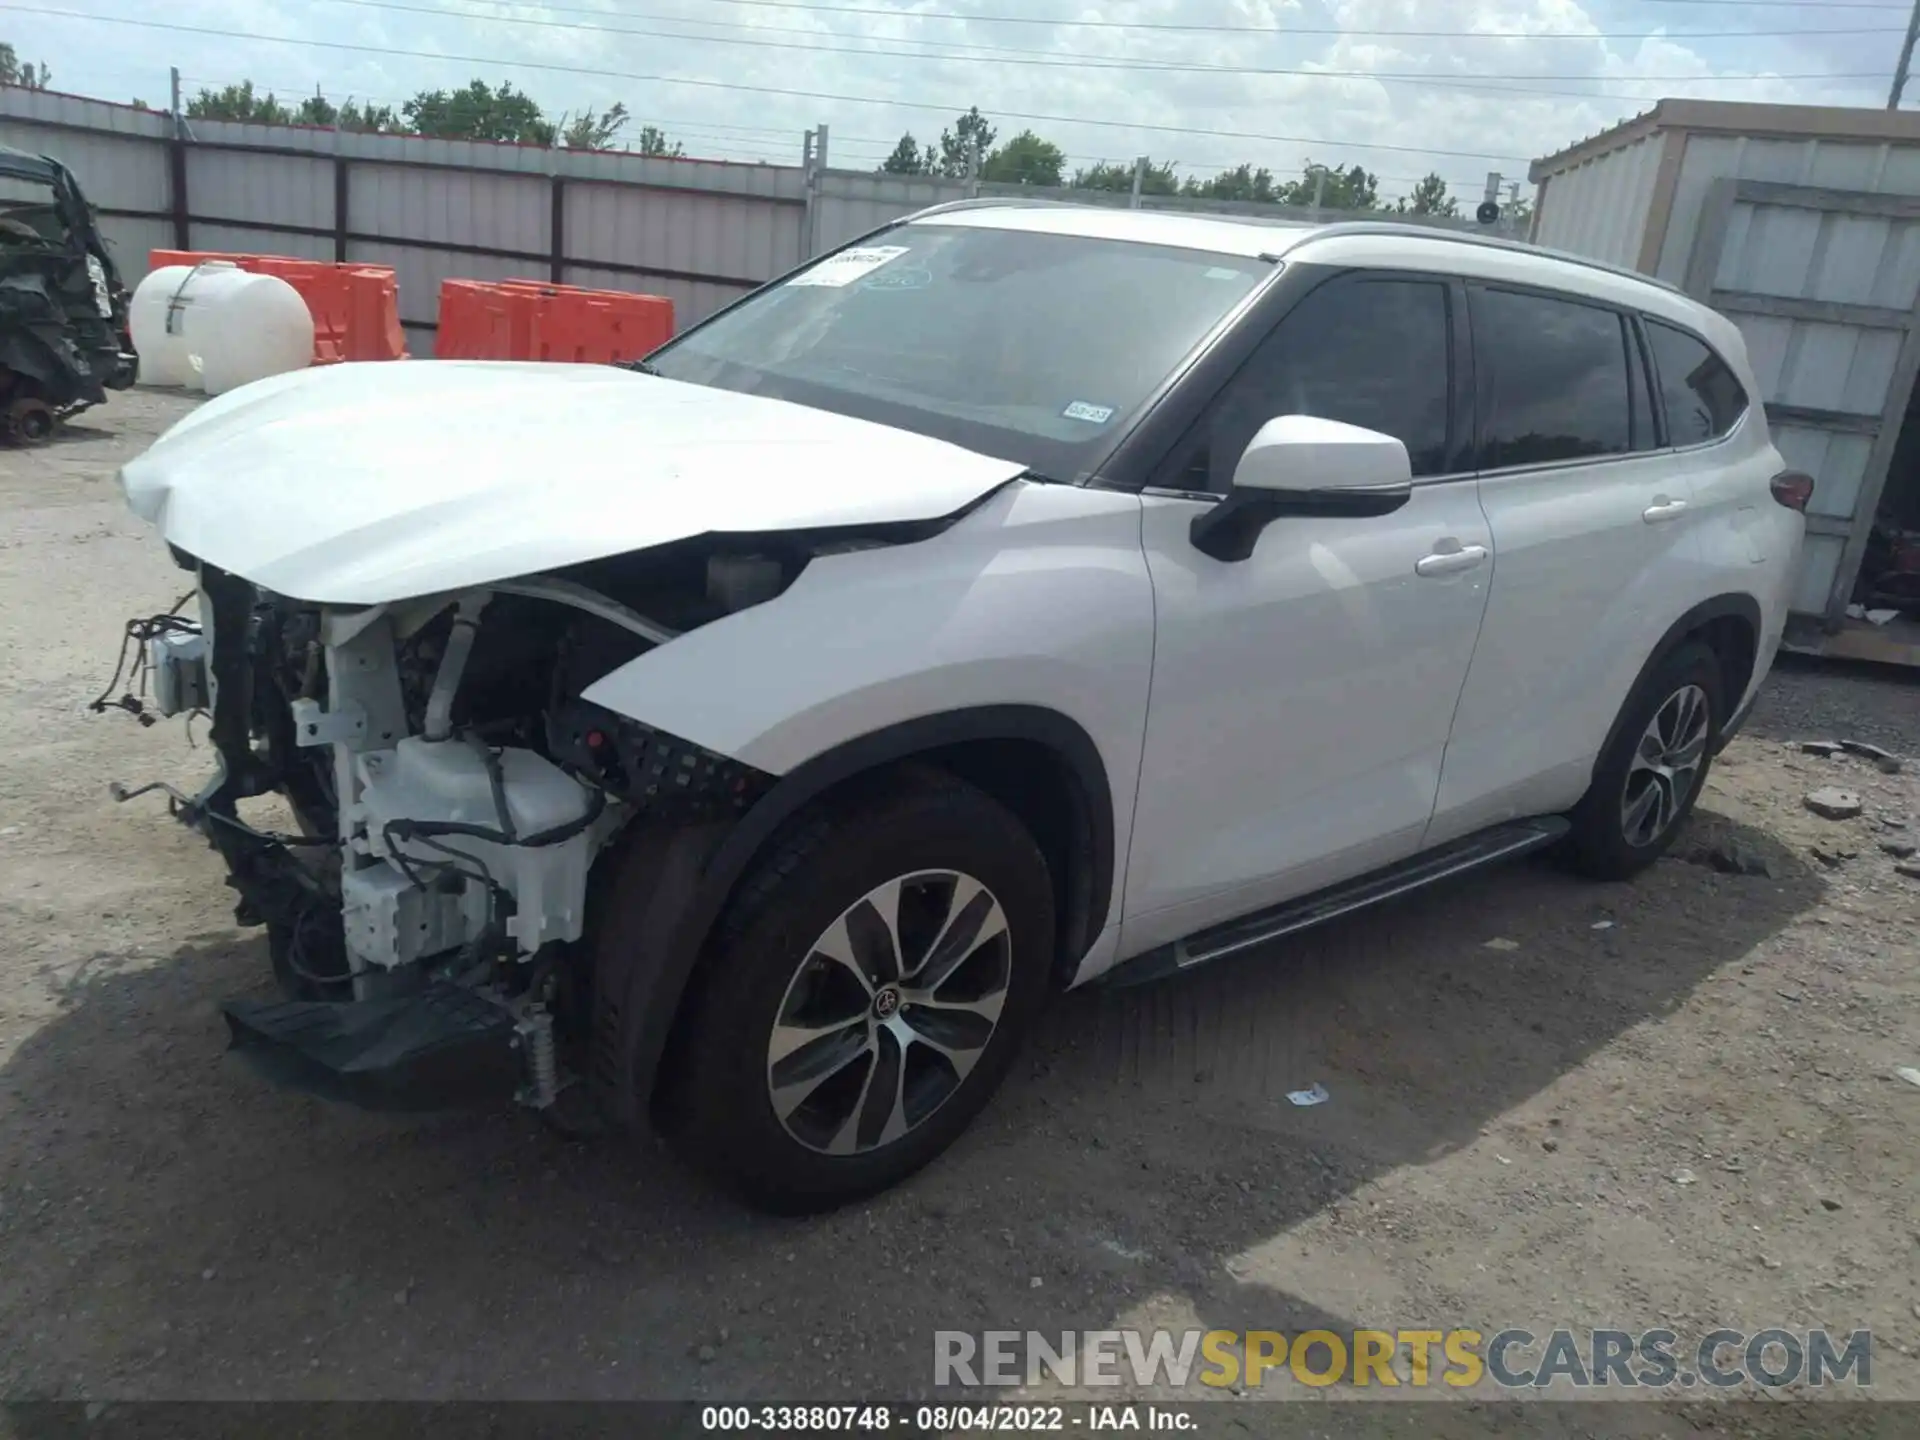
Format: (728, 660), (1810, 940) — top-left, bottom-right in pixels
(433, 278), (673, 365)
(146, 250), (408, 363)
(434, 279), (535, 363)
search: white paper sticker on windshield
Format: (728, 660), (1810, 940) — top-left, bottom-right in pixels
(1062, 400), (1116, 424)
(1204, 266), (1244, 281)
(788, 246), (911, 288)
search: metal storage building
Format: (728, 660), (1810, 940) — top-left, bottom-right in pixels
(1531, 99), (1920, 666)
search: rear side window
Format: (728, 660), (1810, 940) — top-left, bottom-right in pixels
(1170, 276), (1452, 491)
(1645, 320), (1748, 445)
(1473, 287), (1639, 469)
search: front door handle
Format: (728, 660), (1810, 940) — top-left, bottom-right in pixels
(1643, 497), (1689, 523)
(1415, 544), (1488, 577)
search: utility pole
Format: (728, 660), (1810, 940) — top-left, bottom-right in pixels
(1891, 0), (1920, 109)
(1129, 155), (1146, 210)
(801, 128), (818, 256)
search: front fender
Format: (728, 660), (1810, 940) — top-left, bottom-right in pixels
(579, 481), (1155, 870)
(576, 481), (1154, 1124)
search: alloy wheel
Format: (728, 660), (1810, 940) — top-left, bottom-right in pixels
(1620, 682), (1711, 848)
(765, 870), (1012, 1156)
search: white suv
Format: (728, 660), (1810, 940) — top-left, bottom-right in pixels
(107, 201), (1807, 1211)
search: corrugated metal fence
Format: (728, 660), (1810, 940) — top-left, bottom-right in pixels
(3, 86), (1480, 341)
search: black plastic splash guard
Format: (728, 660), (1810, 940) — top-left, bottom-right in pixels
(222, 982), (521, 1113)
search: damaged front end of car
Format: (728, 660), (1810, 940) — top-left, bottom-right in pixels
(95, 541), (807, 1119)
(0, 144), (136, 443)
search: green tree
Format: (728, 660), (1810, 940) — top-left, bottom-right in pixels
(403, 80), (555, 145)
(937, 107), (996, 178)
(1282, 161), (1379, 211)
(1404, 172), (1458, 217)
(234, 91), (398, 132)
(980, 130), (1065, 188)
(187, 81), (295, 125)
(633, 124), (683, 158)
(562, 102), (630, 151)
(340, 100), (402, 133)
(1184, 164), (1279, 204)
(1071, 158), (1178, 196)
(0, 41), (49, 89)
(879, 133), (931, 175)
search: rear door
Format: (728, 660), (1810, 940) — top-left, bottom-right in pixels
(1427, 283), (1692, 845)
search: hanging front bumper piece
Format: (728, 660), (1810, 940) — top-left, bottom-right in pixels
(221, 983), (527, 1113)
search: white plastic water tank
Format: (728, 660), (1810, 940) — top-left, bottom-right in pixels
(195, 271), (314, 396)
(129, 262), (232, 387)
(128, 262), (315, 394)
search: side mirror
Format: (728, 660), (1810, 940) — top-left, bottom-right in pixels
(1190, 415), (1415, 562)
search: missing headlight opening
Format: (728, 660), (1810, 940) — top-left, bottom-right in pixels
(95, 540), (793, 1119)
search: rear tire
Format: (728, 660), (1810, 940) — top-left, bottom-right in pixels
(663, 774), (1054, 1214)
(1564, 640), (1725, 880)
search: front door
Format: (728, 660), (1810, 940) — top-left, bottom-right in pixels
(1120, 272), (1493, 957)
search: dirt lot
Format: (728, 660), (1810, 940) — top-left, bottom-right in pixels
(2, 389), (1917, 1421)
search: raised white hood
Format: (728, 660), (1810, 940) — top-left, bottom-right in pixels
(120, 361), (1030, 605)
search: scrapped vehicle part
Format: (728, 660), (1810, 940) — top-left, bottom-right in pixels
(4, 394), (53, 445)
(98, 201), (1806, 1212)
(0, 145), (135, 441)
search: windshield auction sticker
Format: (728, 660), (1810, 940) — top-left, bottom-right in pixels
(1062, 401), (1116, 424)
(789, 246), (911, 287)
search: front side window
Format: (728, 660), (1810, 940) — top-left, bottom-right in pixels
(1168, 276), (1452, 493)
(1645, 319), (1748, 445)
(1473, 287), (1638, 469)
(644, 223), (1270, 480)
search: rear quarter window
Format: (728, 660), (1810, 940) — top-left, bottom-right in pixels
(1644, 319), (1748, 445)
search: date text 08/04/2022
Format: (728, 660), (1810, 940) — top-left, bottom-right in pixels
(700, 1406), (1190, 1432)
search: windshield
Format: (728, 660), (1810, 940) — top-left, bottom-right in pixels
(645, 222), (1270, 479)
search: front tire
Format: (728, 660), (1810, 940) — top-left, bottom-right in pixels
(1564, 640), (1725, 880)
(664, 774), (1055, 1214)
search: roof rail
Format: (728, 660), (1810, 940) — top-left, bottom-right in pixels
(1296, 219), (1684, 294)
(903, 195), (1083, 222)
(887, 200), (1683, 297)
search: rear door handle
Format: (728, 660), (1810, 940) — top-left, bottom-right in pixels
(1415, 544), (1488, 577)
(1643, 497), (1689, 523)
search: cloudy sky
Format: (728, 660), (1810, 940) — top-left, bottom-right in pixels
(4, 0), (1908, 203)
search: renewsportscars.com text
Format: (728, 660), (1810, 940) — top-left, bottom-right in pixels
(934, 1327), (1872, 1391)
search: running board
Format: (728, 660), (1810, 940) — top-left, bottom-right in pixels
(1101, 817), (1570, 988)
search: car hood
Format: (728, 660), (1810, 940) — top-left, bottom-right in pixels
(119, 361), (1031, 604)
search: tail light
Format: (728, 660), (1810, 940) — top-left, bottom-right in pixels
(1770, 470), (1814, 511)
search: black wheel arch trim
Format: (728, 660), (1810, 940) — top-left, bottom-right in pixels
(590, 704), (1116, 1127)
(1598, 593), (1763, 769)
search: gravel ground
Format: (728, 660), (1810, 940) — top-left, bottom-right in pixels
(2, 390), (1918, 1425)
